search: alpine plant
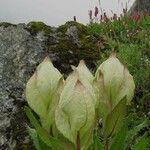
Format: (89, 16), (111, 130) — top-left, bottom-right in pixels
(26, 53), (135, 150)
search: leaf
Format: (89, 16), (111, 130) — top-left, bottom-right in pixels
(28, 127), (52, 150)
(25, 106), (63, 149)
(25, 57), (62, 121)
(110, 122), (128, 150)
(25, 106), (52, 147)
(104, 97), (126, 138)
(93, 134), (104, 150)
(88, 134), (104, 150)
(132, 136), (149, 150)
(38, 137), (52, 150)
(28, 127), (42, 150)
(126, 119), (149, 147)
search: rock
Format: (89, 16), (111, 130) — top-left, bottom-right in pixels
(26, 21), (53, 35)
(0, 23), (48, 150)
(129, 0), (150, 14)
(66, 26), (81, 48)
(53, 21), (107, 74)
(0, 21), (106, 149)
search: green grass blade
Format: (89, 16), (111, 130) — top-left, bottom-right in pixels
(126, 119), (149, 144)
(132, 136), (150, 150)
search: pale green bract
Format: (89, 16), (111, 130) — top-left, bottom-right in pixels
(94, 54), (135, 119)
(26, 57), (63, 132)
(71, 60), (97, 107)
(72, 60), (94, 84)
(25, 54), (136, 150)
(55, 70), (95, 149)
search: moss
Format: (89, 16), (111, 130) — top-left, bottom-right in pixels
(79, 36), (100, 59)
(27, 21), (52, 35)
(14, 144), (35, 150)
(0, 22), (17, 28)
(57, 21), (89, 37)
(56, 21), (109, 60)
(47, 21), (107, 74)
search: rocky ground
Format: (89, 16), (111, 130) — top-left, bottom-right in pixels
(0, 21), (107, 149)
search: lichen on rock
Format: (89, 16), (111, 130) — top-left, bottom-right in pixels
(27, 21), (53, 35)
(0, 22), (17, 28)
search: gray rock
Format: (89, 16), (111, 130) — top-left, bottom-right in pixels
(129, 0), (150, 14)
(66, 26), (81, 48)
(0, 21), (101, 149)
(0, 24), (52, 149)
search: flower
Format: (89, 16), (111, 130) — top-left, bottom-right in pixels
(95, 6), (99, 17)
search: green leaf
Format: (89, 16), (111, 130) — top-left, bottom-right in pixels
(25, 106), (63, 150)
(38, 137), (52, 150)
(25, 106), (52, 147)
(132, 136), (149, 150)
(126, 119), (149, 145)
(88, 134), (104, 150)
(110, 123), (128, 150)
(104, 97), (126, 138)
(93, 135), (104, 150)
(28, 127), (42, 150)
(28, 127), (52, 150)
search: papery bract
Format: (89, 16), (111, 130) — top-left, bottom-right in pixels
(72, 60), (97, 108)
(26, 57), (63, 132)
(71, 60), (94, 84)
(94, 54), (135, 119)
(55, 70), (95, 149)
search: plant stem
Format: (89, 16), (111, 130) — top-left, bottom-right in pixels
(104, 138), (109, 150)
(76, 132), (81, 150)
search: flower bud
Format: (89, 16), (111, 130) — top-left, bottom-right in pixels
(26, 57), (63, 131)
(55, 70), (95, 149)
(94, 54), (135, 119)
